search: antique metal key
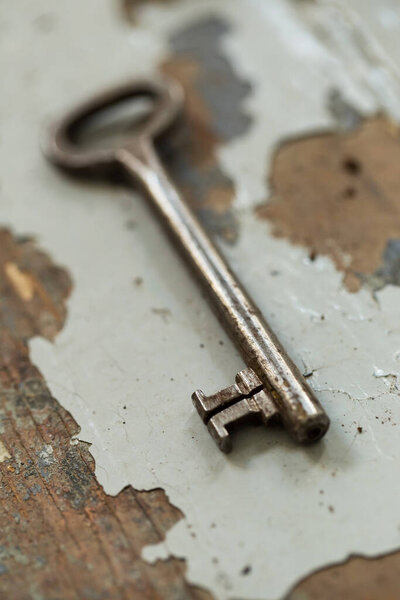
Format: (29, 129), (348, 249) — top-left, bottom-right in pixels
(46, 78), (329, 452)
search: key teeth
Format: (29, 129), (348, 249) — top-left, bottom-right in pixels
(192, 390), (208, 423)
(235, 368), (262, 394)
(192, 369), (278, 452)
(208, 417), (232, 453)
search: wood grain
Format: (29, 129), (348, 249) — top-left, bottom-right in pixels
(0, 229), (212, 600)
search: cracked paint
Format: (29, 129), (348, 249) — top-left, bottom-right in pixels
(0, 228), (211, 599)
(4, 0), (400, 598)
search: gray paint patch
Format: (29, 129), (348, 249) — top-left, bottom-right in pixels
(163, 16), (253, 244)
(366, 239), (400, 293)
(327, 88), (363, 131)
(169, 17), (252, 141)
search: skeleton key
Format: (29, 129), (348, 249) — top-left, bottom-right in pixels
(46, 78), (329, 452)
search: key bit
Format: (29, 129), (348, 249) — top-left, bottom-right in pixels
(193, 368), (279, 452)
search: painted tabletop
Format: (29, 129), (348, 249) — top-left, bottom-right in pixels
(1, 1), (400, 599)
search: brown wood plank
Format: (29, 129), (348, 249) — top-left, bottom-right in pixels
(0, 229), (212, 600)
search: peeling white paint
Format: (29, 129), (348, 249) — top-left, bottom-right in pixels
(0, 441), (11, 463)
(2, 1), (400, 599)
(37, 444), (54, 464)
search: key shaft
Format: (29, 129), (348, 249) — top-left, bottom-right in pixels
(118, 141), (329, 443)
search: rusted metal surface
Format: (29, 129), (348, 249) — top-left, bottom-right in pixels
(258, 116), (400, 294)
(0, 228), (212, 599)
(46, 77), (329, 450)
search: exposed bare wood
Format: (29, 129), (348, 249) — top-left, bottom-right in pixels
(0, 229), (212, 600)
(286, 551), (400, 600)
(258, 117), (400, 293)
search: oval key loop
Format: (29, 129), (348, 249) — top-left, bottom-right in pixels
(45, 78), (183, 175)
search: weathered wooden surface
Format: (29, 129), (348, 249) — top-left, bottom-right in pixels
(286, 551), (400, 600)
(0, 230), (211, 599)
(3, 0), (400, 598)
(258, 116), (400, 294)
